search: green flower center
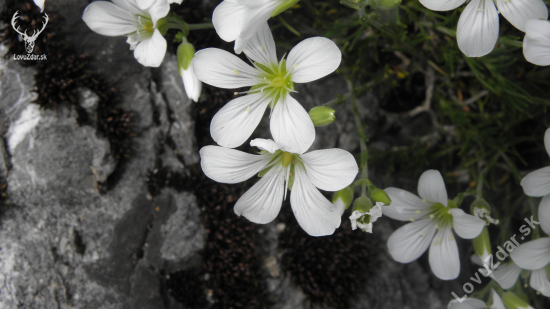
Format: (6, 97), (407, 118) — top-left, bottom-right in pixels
(426, 200), (456, 228)
(251, 60), (295, 108)
(143, 21), (154, 33)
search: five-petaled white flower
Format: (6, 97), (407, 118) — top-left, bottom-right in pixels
(192, 22), (341, 154)
(520, 128), (550, 234)
(213, 0), (298, 54)
(383, 170), (485, 280)
(34, 0), (45, 12)
(200, 138), (358, 236)
(523, 19), (550, 66)
(448, 289), (505, 309)
(419, 0), (548, 57)
(82, 0), (172, 67)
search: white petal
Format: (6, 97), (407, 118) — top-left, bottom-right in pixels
(540, 195), (550, 235)
(237, 0), (270, 6)
(290, 163), (342, 236)
(489, 289), (506, 309)
(146, 0), (170, 26)
(510, 238), (550, 270)
(112, 0), (143, 13)
(382, 188), (432, 221)
(545, 128), (550, 156)
(133, 29), (167, 67)
(192, 48), (260, 89)
(387, 219), (438, 263)
(520, 166), (550, 197)
(270, 95), (315, 154)
(496, 0), (548, 32)
(82, 1), (138, 36)
(530, 268), (550, 297)
(243, 22), (278, 65)
(136, 0), (155, 9)
(429, 226), (460, 280)
(492, 262), (522, 290)
(235, 165), (285, 223)
(451, 208), (485, 239)
(300, 149), (358, 192)
(199, 145), (271, 184)
(286, 37), (342, 83)
(456, 0), (499, 57)
(213, 0), (245, 42)
(210, 92), (270, 149)
(235, 3), (279, 54)
(419, 0), (467, 11)
(418, 170), (448, 205)
(250, 138), (280, 153)
(523, 19), (550, 66)
(181, 66), (202, 102)
(34, 0), (45, 12)
(448, 298), (486, 309)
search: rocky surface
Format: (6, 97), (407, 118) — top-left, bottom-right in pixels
(0, 1), (466, 309)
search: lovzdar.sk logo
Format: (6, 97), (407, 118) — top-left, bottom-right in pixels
(11, 10), (48, 61)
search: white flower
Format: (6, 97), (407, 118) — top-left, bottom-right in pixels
(82, 0), (170, 67)
(521, 128), (550, 233)
(523, 19), (550, 66)
(349, 202), (383, 233)
(199, 138), (358, 236)
(383, 170), (485, 280)
(419, 0), (548, 57)
(448, 289), (505, 309)
(510, 238), (550, 297)
(213, 0), (297, 54)
(34, 0), (45, 12)
(192, 22), (341, 154)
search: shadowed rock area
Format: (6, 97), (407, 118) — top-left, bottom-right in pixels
(0, 1), (463, 308)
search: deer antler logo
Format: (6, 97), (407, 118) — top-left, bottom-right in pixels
(11, 10), (49, 54)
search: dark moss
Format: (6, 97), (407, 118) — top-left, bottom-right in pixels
(166, 269), (208, 308)
(278, 205), (373, 309)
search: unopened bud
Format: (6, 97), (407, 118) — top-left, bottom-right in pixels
(308, 106), (335, 127)
(501, 292), (533, 309)
(472, 227), (491, 258)
(368, 0), (401, 10)
(332, 186), (354, 210)
(177, 41), (196, 74)
(271, 0), (300, 17)
(370, 188), (391, 205)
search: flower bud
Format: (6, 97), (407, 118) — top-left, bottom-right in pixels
(472, 227), (491, 258)
(501, 292), (533, 309)
(332, 186), (354, 210)
(271, 0), (300, 17)
(368, 0), (401, 10)
(308, 106), (335, 127)
(177, 41), (196, 74)
(370, 188), (391, 205)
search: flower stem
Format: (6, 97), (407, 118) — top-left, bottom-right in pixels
(188, 22), (214, 30)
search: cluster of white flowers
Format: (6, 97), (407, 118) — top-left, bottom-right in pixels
(82, 0), (200, 101)
(195, 1), (361, 236)
(77, 1), (550, 305)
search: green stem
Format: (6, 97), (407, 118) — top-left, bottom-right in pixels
(188, 22), (215, 30)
